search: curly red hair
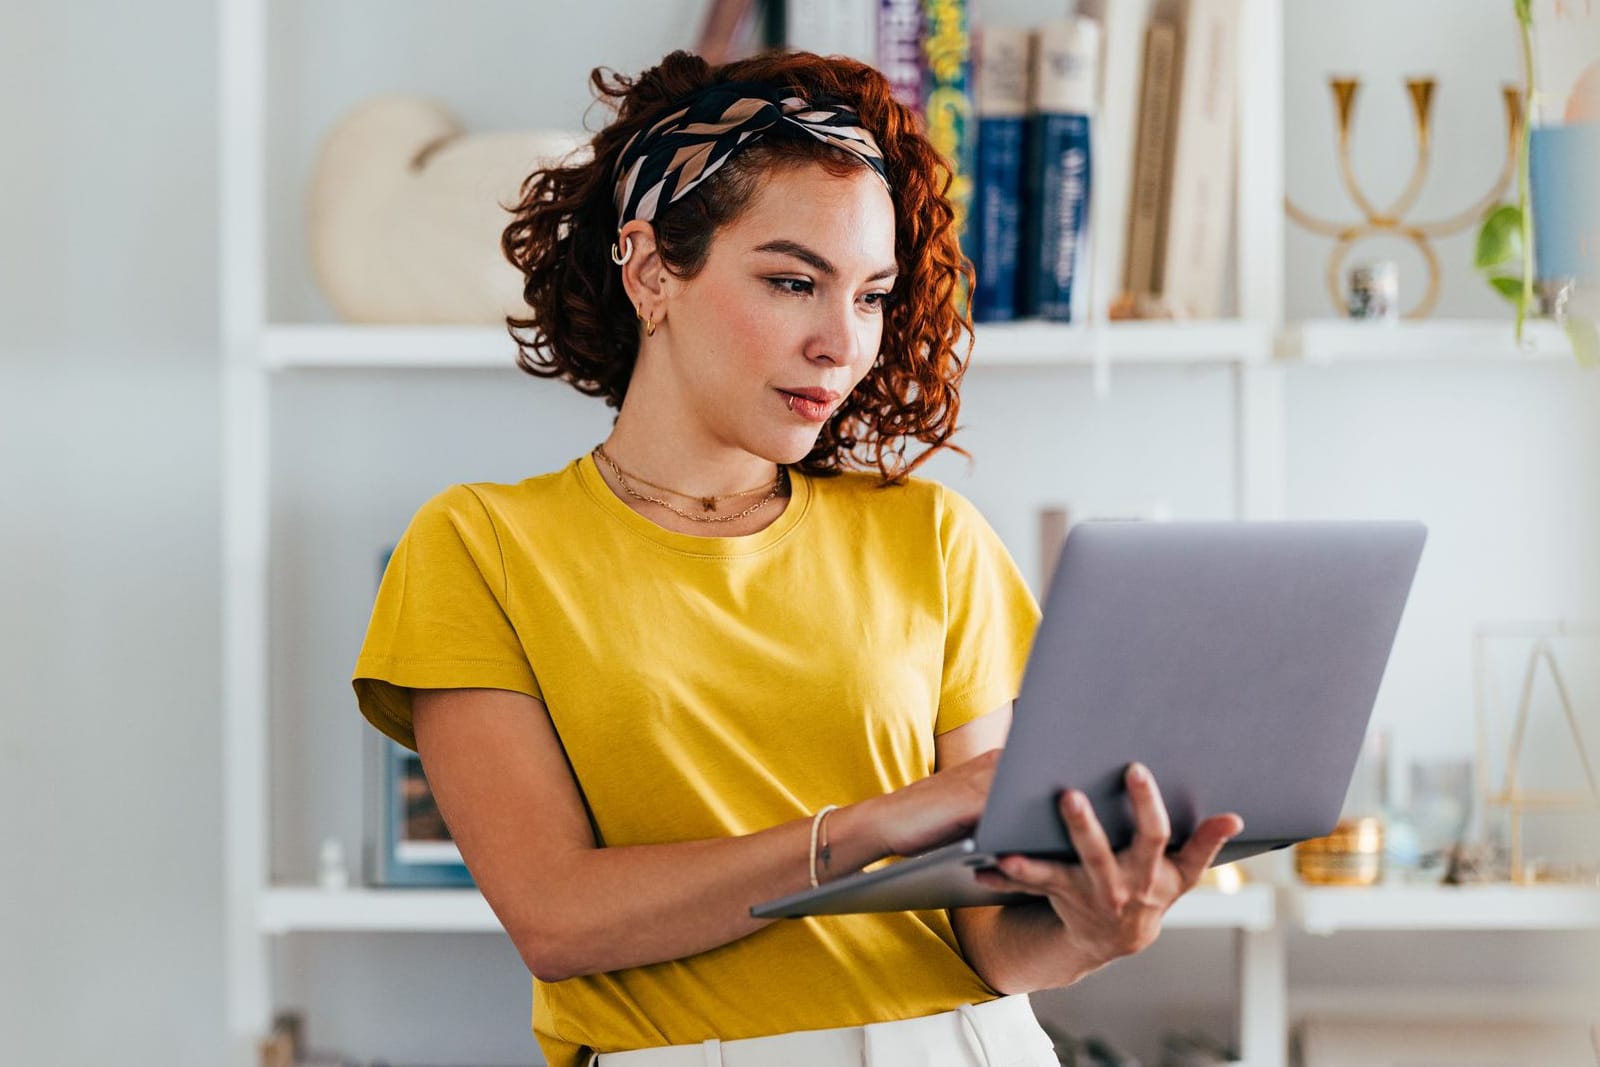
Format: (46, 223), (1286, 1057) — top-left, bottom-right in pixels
(501, 49), (973, 480)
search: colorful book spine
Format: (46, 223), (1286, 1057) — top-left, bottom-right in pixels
(922, 0), (976, 257)
(877, 0), (924, 112)
(1021, 17), (1100, 322)
(971, 26), (1030, 322)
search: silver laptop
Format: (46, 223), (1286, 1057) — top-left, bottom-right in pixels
(751, 519), (1427, 919)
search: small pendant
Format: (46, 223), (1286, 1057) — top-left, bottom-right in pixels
(701, 497), (717, 512)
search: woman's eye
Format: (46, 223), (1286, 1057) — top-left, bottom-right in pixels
(861, 291), (892, 311)
(768, 277), (813, 296)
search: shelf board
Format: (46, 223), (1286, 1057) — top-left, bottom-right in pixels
(1164, 883), (1277, 931)
(261, 325), (524, 370)
(260, 321), (1273, 371)
(1292, 884), (1600, 934)
(257, 883), (1273, 934)
(259, 886), (501, 934)
(969, 320), (1272, 366)
(1279, 319), (1574, 364)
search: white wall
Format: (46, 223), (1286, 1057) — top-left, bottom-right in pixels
(1, 1), (224, 1064)
(3, 1), (1596, 1065)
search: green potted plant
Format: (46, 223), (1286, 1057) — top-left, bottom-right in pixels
(1474, 0), (1598, 366)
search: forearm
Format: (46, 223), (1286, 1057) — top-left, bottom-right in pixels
(509, 802), (883, 981)
(949, 902), (1107, 995)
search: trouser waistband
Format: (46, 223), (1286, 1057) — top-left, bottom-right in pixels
(589, 994), (1055, 1067)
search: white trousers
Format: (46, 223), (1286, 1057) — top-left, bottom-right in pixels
(589, 994), (1058, 1067)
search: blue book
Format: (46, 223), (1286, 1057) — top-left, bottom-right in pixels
(1530, 122), (1600, 286)
(1023, 113), (1093, 321)
(972, 26), (1030, 322)
(1021, 18), (1100, 322)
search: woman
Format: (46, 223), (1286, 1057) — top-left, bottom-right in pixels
(353, 48), (1241, 1067)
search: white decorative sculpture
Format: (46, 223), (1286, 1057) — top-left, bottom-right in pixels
(308, 94), (588, 324)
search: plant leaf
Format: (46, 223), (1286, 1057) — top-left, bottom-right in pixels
(1475, 204), (1524, 270)
(1488, 274), (1526, 304)
(1565, 317), (1600, 368)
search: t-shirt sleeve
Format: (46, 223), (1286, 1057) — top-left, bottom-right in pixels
(935, 486), (1042, 736)
(352, 484), (541, 751)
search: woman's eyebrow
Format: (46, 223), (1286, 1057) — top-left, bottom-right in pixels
(751, 239), (898, 282)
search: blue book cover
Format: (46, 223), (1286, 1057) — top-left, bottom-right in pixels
(1020, 19), (1099, 322)
(1022, 113), (1092, 321)
(1530, 122), (1600, 286)
(971, 25), (1030, 322)
(973, 116), (1026, 321)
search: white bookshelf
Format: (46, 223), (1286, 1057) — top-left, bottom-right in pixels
(258, 883), (1277, 936)
(1291, 884), (1600, 935)
(262, 320), (1275, 371)
(218, 2), (1591, 1066)
(1279, 319), (1574, 364)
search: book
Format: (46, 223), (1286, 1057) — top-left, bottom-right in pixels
(1077, 0), (1156, 321)
(695, 0), (760, 65)
(922, 0), (976, 256)
(1020, 16), (1100, 322)
(1121, 11), (1179, 314)
(971, 25), (1030, 322)
(877, 0), (925, 111)
(785, 0), (876, 62)
(1530, 122), (1600, 286)
(1158, 0), (1240, 320)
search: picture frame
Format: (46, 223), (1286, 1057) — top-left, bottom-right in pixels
(363, 544), (475, 888)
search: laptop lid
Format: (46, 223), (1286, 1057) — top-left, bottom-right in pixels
(973, 519), (1427, 862)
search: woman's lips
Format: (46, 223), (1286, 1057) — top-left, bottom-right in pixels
(778, 389), (838, 423)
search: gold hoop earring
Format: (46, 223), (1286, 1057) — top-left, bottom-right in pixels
(636, 304), (657, 337)
(610, 235), (634, 266)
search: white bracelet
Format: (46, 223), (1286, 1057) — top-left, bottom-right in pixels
(808, 804), (840, 888)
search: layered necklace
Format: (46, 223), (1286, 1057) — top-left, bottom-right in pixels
(592, 445), (787, 524)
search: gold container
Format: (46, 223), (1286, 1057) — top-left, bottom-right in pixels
(1294, 816), (1385, 886)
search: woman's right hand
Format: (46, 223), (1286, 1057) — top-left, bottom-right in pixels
(840, 748), (1002, 868)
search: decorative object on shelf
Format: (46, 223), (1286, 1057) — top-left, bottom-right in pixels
(1400, 757), (1474, 882)
(307, 95), (587, 324)
(1199, 860), (1248, 893)
(1472, 0), (1599, 366)
(1473, 620), (1600, 884)
(365, 731), (475, 889)
(1294, 816), (1385, 886)
(1441, 838), (1510, 884)
(316, 837), (349, 891)
(1162, 1030), (1238, 1067)
(363, 546), (474, 888)
(1344, 259), (1399, 321)
(1286, 72), (1522, 320)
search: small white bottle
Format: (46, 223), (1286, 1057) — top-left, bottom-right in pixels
(317, 837), (350, 891)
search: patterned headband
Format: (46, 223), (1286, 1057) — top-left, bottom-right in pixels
(612, 81), (891, 231)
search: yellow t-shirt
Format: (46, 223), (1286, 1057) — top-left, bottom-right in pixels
(353, 453), (1041, 1067)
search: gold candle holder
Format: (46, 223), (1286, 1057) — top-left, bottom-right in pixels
(1294, 816), (1386, 886)
(1286, 76), (1522, 320)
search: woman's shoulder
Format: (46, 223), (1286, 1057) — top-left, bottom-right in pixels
(411, 460), (585, 530)
(808, 467), (967, 523)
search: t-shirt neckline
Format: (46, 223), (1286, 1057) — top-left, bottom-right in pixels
(574, 451), (811, 557)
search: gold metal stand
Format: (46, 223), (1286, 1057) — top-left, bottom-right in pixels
(1286, 77), (1523, 319)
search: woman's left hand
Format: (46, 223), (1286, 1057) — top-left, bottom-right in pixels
(971, 762), (1244, 967)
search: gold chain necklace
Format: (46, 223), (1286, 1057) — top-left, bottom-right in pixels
(592, 446), (787, 524)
